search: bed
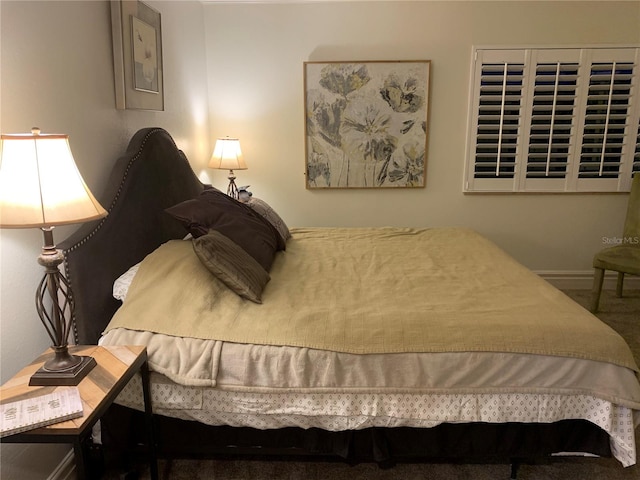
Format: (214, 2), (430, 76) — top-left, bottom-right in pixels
(59, 127), (640, 476)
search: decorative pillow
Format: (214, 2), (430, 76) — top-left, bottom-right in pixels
(165, 189), (283, 271)
(193, 230), (270, 303)
(246, 197), (291, 244)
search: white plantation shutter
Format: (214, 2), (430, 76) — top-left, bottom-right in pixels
(467, 50), (525, 192)
(522, 49), (582, 192)
(526, 61), (578, 179)
(465, 46), (640, 193)
(474, 62), (524, 180)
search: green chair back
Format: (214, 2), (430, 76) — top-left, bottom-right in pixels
(623, 173), (640, 240)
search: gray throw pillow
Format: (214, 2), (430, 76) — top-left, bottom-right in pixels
(193, 230), (270, 303)
(247, 197), (291, 244)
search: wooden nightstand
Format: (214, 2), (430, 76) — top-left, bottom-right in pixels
(0, 345), (158, 480)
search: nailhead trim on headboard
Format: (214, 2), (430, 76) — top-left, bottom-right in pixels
(63, 128), (179, 344)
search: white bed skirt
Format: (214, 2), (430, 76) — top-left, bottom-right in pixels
(115, 372), (639, 467)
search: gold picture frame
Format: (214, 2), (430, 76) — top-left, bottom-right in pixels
(111, 0), (164, 111)
(304, 60), (430, 189)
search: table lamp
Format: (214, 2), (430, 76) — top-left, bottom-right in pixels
(0, 128), (107, 385)
(208, 137), (247, 199)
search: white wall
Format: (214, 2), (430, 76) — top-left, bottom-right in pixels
(203, 0), (640, 273)
(0, 1), (210, 477)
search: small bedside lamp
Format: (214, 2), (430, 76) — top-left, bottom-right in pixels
(208, 137), (247, 199)
(0, 128), (107, 386)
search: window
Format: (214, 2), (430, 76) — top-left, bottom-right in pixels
(464, 47), (640, 193)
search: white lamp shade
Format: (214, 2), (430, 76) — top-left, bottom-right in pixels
(0, 130), (107, 228)
(209, 138), (247, 171)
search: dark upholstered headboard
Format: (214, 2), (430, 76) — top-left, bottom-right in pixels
(60, 128), (204, 344)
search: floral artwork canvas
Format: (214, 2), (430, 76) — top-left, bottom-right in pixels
(304, 61), (430, 189)
(132, 16), (158, 93)
(111, 0), (163, 111)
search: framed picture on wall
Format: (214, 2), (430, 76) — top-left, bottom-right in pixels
(111, 0), (164, 111)
(304, 60), (430, 189)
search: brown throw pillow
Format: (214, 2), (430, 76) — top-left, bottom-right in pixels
(166, 189), (283, 271)
(192, 230), (270, 303)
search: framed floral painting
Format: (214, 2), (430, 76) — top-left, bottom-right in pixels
(111, 0), (164, 111)
(304, 60), (430, 189)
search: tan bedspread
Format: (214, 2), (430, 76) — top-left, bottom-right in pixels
(105, 227), (638, 372)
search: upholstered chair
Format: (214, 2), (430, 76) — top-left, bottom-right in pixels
(590, 173), (640, 312)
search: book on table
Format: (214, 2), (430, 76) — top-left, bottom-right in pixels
(0, 387), (84, 437)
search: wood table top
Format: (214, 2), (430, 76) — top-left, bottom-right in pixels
(0, 345), (146, 437)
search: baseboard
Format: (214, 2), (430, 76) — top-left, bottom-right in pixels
(48, 449), (75, 480)
(536, 270), (640, 290)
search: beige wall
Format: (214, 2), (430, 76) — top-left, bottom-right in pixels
(0, 1), (210, 477)
(203, 0), (640, 273)
(0, 0), (639, 477)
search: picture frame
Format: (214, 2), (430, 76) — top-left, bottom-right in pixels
(111, 0), (164, 111)
(304, 60), (430, 189)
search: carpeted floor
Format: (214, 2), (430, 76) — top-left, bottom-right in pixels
(103, 288), (640, 480)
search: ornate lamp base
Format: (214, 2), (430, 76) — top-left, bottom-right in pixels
(30, 352), (97, 386)
(226, 170), (240, 199)
(29, 228), (97, 386)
